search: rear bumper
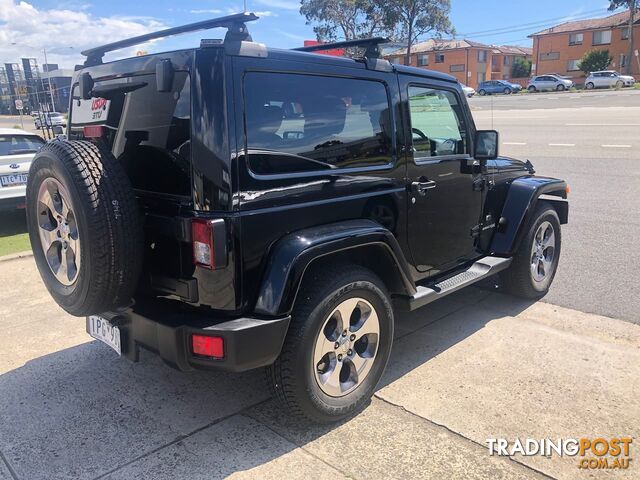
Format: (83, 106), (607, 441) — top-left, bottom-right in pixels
(0, 195), (26, 211)
(93, 308), (290, 372)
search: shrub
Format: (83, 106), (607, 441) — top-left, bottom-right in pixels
(511, 57), (532, 78)
(578, 49), (612, 75)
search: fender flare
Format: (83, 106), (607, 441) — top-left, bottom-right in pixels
(254, 219), (416, 317)
(490, 176), (568, 255)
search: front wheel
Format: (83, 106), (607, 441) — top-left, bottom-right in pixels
(500, 203), (561, 299)
(478, 89), (486, 96)
(266, 264), (394, 423)
(504, 88), (511, 94)
(556, 84), (565, 91)
(615, 80), (624, 89)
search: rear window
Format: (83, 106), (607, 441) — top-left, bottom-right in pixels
(0, 135), (45, 156)
(70, 72), (191, 196)
(243, 72), (393, 175)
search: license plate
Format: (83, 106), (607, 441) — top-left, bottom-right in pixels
(0, 173), (28, 187)
(87, 315), (121, 355)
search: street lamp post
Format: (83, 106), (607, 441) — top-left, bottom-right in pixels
(42, 48), (56, 111)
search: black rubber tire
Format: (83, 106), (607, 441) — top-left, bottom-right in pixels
(500, 203), (561, 299)
(478, 89), (486, 96)
(586, 82), (594, 90)
(504, 88), (511, 94)
(26, 140), (143, 316)
(557, 84), (565, 91)
(528, 86), (536, 93)
(266, 264), (394, 423)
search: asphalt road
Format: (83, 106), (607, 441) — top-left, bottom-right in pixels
(471, 89), (640, 324)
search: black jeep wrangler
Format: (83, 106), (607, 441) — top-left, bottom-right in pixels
(26, 13), (568, 423)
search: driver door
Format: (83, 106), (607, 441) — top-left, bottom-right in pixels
(402, 79), (484, 276)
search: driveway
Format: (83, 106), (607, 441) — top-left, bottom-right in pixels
(1, 255), (639, 479)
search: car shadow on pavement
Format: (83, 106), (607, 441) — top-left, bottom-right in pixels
(0, 287), (536, 479)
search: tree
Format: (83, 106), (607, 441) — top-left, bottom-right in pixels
(382, 0), (454, 65)
(578, 49), (613, 74)
(300, 0), (393, 41)
(608, 1), (638, 75)
(511, 57), (532, 78)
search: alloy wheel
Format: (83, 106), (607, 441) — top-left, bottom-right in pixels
(313, 297), (380, 397)
(36, 178), (81, 286)
(530, 221), (555, 283)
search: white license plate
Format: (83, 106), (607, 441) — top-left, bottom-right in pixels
(87, 315), (121, 355)
(0, 173), (28, 187)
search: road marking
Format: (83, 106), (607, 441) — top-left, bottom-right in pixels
(548, 143), (575, 147)
(503, 142), (527, 145)
(566, 123), (640, 126)
(601, 144), (632, 148)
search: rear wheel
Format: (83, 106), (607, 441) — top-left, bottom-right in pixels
(528, 85), (536, 93)
(586, 82), (595, 90)
(500, 203), (561, 299)
(266, 264), (394, 423)
(478, 89), (487, 96)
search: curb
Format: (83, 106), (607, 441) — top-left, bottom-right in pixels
(0, 250), (33, 263)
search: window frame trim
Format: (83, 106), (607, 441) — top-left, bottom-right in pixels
(241, 69), (398, 180)
(406, 82), (472, 166)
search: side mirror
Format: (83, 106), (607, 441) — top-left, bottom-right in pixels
(475, 130), (499, 160)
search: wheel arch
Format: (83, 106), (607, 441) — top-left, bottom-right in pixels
(490, 176), (569, 256)
(253, 219), (416, 317)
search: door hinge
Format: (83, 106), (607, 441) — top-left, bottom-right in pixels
(472, 177), (486, 192)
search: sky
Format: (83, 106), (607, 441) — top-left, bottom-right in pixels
(0, 0), (619, 69)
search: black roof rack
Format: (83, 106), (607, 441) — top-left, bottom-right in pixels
(293, 37), (388, 59)
(81, 12), (259, 66)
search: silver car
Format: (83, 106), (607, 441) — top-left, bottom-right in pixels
(527, 74), (574, 92)
(34, 112), (65, 129)
(585, 71), (635, 89)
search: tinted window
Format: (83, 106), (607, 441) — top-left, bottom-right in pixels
(244, 72), (392, 175)
(408, 86), (467, 159)
(0, 135), (45, 155)
(70, 72), (191, 196)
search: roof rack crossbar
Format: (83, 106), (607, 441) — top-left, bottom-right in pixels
(293, 37), (388, 58)
(81, 12), (259, 66)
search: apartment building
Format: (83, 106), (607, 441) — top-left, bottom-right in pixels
(530, 9), (640, 82)
(385, 39), (532, 88)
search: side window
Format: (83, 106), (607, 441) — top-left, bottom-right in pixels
(244, 72), (392, 175)
(408, 86), (467, 159)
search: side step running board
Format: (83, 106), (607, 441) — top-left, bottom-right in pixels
(395, 256), (512, 311)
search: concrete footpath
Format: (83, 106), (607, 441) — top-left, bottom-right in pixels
(0, 256), (638, 480)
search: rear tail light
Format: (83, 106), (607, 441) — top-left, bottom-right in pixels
(192, 218), (215, 269)
(191, 334), (224, 359)
(83, 125), (104, 138)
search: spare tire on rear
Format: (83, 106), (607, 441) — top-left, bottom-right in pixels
(26, 140), (143, 316)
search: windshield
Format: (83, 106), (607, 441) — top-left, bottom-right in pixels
(0, 135), (46, 155)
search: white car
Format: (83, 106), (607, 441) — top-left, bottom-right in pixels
(460, 83), (476, 97)
(0, 128), (46, 211)
(585, 71), (635, 89)
(34, 112), (65, 129)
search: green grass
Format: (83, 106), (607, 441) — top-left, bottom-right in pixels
(0, 211), (31, 257)
(634, 82), (640, 90)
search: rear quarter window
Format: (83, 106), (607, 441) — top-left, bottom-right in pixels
(243, 72), (393, 176)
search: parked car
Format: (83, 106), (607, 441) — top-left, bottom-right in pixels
(460, 83), (476, 97)
(26, 12), (569, 423)
(34, 112), (65, 129)
(477, 80), (522, 95)
(585, 71), (635, 89)
(527, 75), (574, 92)
(0, 128), (46, 211)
